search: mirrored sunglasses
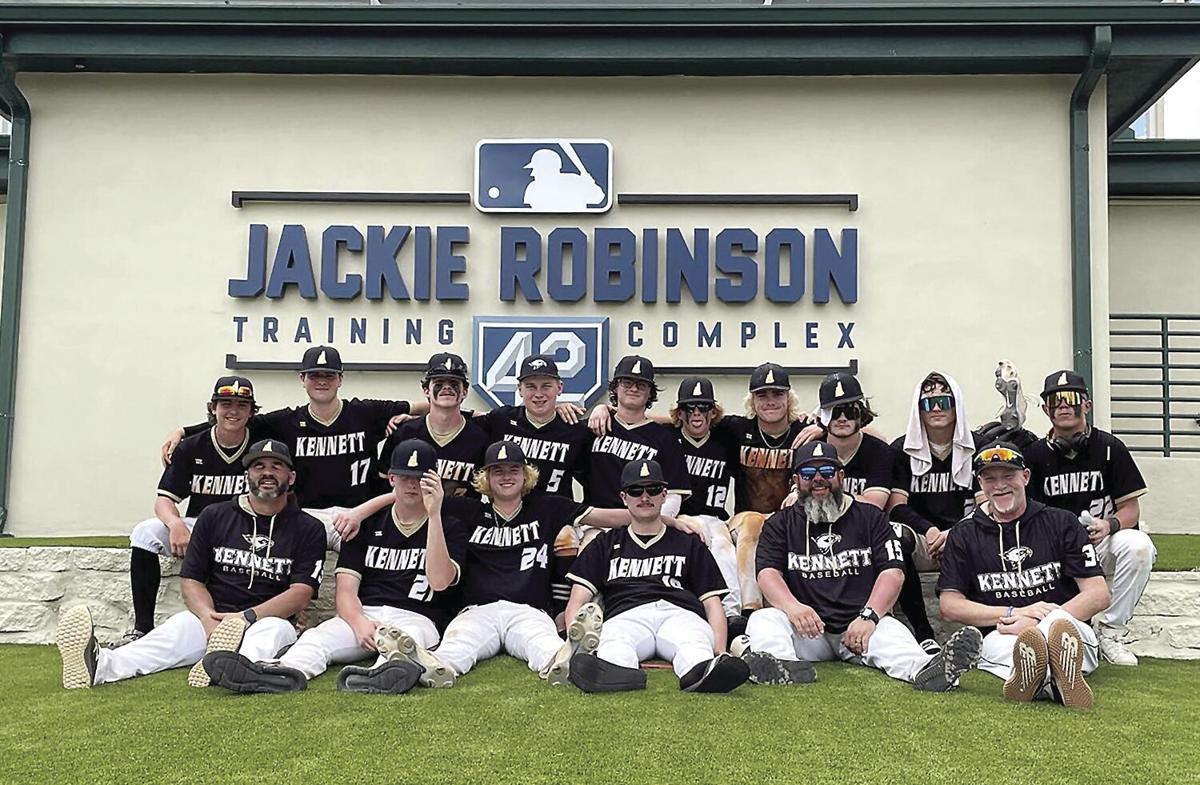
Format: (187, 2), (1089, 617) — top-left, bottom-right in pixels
(798, 465), (838, 481)
(977, 447), (1020, 464)
(215, 385), (253, 398)
(1047, 391), (1084, 408)
(919, 395), (955, 412)
(625, 484), (666, 498)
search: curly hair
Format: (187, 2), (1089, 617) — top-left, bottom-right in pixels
(608, 379), (660, 409)
(470, 464), (541, 497)
(668, 402), (725, 429)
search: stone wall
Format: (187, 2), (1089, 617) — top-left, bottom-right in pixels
(1, 547), (1197, 659)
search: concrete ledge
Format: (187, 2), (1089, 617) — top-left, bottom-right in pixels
(1, 547), (1197, 659)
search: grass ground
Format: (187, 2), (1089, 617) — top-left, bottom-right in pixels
(3, 533), (1199, 570)
(2, 646), (1197, 785)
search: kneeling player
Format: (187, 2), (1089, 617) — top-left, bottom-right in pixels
(55, 440), (326, 689)
(564, 460), (750, 694)
(204, 440), (466, 694)
(740, 442), (981, 690)
(938, 443), (1110, 709)
(385, 441), (647, 686)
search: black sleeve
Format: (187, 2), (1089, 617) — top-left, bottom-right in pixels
(565, 531), (610, 596)
(1106, 437), (1148, 503)
(863, 439), (895, 494)
(658, 430), (691, 497)
(335, 525), (368, 575)
(374, 423), (415, 480)
(543, 496), (591, 533)
(442, 515), (470, 581)
(890, 443), (910, 495)
(1024, 444), (1048, 503)
(355, 398), (412, 425)
(754, 512), (789, 575)
(156, 436), (196, 503)
(178, 509), (216, 582)
(710, 415), (745, 442)
(289, 517), (329, 595)
(687, 537), (730, 603)
(890, 503), (935, 537)
(868, 509), (904, 575)
(935, 526), (972, 595)
(1059, 514), (1105, 580)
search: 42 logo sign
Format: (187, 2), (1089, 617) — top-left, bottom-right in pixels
(471, 316), (609, 408)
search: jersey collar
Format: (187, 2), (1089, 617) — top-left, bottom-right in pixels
(628, 523), (667, 550)
(209, 427), (250, 465)
(391, 505), (428, 536)
(307, 399), (344, 427)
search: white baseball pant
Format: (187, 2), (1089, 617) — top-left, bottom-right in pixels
(596, 599), (715, 678)
(93, 610), (296, 685)
(1095, 529), (1156, 631)
(434, 600), (563, 676)
(746, 608), (933, 683)
(279, 605), (439, 679)
(130, 516), (197, 555)
(978, 609), (1098, 686)
(300, 506), (348, 551)
(687, 515), (741, 617)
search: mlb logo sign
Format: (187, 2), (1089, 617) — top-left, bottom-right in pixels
(472, 316), (610, 408)
(474, 139), (613, 214)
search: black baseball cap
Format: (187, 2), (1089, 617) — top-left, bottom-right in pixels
(792, 441), (843, 471)
(300, 346), (343, 374)
(819, 372), (864, 408)
(621, 459), (666, 489)
(677, 377), (716, 405)
(517, 355), (561, 381)
(613, 355), (656, 384)
(423, 352), (468, 383)
(483, 440), (527, 469)
(388, 439), (437, 477)
(1041, 370), (1089, 399)
(211, 375), (255, 404)
(242, 439), (294, 469)
(749, 363), (790, 393)
(973, 441), (1028, 475)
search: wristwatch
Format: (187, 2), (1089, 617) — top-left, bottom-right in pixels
(243, 608), (258, 624)
(857, 606), (880, 624)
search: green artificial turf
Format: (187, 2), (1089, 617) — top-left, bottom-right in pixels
(2, 646), (1197, 785)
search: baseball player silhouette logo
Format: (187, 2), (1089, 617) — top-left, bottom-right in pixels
(475, 139), (613, 213)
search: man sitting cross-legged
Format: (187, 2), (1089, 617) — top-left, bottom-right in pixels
(55, 440), (326, 690)
(563, 459), (750, 694)
(203, 439), (466, 694)
(737, 441), (982, 691)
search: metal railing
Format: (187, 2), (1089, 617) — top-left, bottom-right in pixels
(1110, 314), (1200, 455)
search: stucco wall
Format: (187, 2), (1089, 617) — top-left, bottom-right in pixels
(8, 73), (1092, 535)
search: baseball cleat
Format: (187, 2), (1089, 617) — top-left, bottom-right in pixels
(545, 603), (604, 686)
(919, 638), (943, 656)
(740, 651), (817, 686)
(337, 660), (423, 695)
(188, 615), (249, 688)
(376, 626), (455, 688)
(913, 626), (982, 692)
(56, 605), (99, 690)
(681, 653), (752, 693)
(204, 651), (307, 694)
(728, 634), (751, 658)
(1047, 619), (1093, 709)
(568, 652), (647, 693)
(1003, 626), (1048, 702)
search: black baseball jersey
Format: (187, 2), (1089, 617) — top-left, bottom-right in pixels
(157, 427), (252, 518)
(936, 501), (1104, 616)
(377, 416), (489, 497)
(888, 437), (975, 534)
(828, 433), (894, 500)
(179, 496), (327, 613)
(334, 505), (469, 628)
(567, 524), (728, 620)
(477, 406), (592, 498)
(756, 499), (903, 634)
(184, 398), (411, 510)
(678, 430), (736, 519)
(1024, 429), (1148, 521)
(445, 493), (590, 610)
(713, 415), (805, 514)
(587, 418), (689, 508)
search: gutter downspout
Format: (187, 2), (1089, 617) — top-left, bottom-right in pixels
(0, 42), (30, 535)
(1068, 25), (1112, 398)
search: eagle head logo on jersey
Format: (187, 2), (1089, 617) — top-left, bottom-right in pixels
(1003, 545), (1033, 568)
(243, 533), (273, 552)
(815, 532), (842, 553)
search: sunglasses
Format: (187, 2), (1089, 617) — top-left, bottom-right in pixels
(919, 395), (955, 412)
(215, 385), (253, 398)
(797, 465), (838, 481)
(624, 484), (666, 498)
(1047, 391), (1085, 408)
(831, 402), (864, 421)
(976, 447), (1021, 464)
(681, 403), (713, 414)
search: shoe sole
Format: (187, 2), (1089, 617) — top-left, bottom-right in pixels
(568, 653), (646, 693)
(684, 655), (751, 693)
(394, 630), (455, 688)
(915, 627), (982, 692)
(56, 605), (96, 690)
(1048, 620), (1093, 710)
(1003, 626), (1048, 702)
(337, 662), (422, 695)
(188, 615), (249, 688)
(742, 652), (816, 686)
(546, 603), (604, 687)
(205, 652), (307, 694)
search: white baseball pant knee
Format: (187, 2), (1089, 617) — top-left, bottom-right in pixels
(435, 601), (561, 676)
(129, 516), (197, 555)
(596, 600), (715, 678)
(1096, 528), (1156, 630)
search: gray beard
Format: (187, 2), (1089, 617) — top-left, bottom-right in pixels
(803, 490), (845, 523)
(249, 478), (289, 501)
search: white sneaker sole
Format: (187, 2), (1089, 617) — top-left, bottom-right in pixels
(56, 605), (96, 690)
(546, 603), (603, 687)
(393, 629), (455, 688)
(188, 615), (248, 688)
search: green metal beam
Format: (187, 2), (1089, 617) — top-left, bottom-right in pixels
(1109, 139), (1200, 197)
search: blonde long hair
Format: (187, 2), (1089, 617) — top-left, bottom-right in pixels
(743, 389), (806, 423)
(470, 464), (541, 497)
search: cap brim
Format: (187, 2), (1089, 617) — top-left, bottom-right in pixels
(388, 468), (427, 477)
(794, 457), (843, 470)
(300, 367), (342, 374)
(243, 453), (293, 469)
(751, 384), (791, 392)
(517, 373), (561, 382)
(677, 398), (715, 405)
